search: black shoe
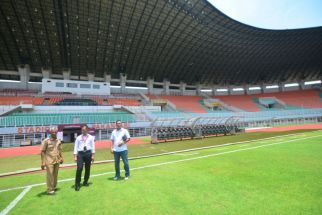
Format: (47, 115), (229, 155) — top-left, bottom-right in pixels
(75, 185), (80, 191)
(83, 182), (89, 187)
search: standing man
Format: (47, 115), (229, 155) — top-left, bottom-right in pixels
(110, 120), (131, 180)
(74, 125), (95, 191)
(40, 127), (64, 195)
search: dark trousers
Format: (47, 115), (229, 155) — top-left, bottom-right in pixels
(75, 150), (92, 186)
(114, 150), (130, 178)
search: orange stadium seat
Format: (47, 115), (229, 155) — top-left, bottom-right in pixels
(0, 96), (44, 105)
(259, 89), (322, 108)
(108, 98), (141, 106)
(158, 95), (207, 113)
(214, 95), (261, 112)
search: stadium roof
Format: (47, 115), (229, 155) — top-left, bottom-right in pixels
(0, 0), (321, 85)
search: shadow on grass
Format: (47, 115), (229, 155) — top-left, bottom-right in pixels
(36, 188), (61, 197)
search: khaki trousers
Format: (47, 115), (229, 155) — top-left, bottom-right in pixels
(46, 163), (59, 192)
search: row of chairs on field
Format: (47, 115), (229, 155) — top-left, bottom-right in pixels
(153, 127), (195, 140)
(152, 124), (242, 142)
(197, 124), (239, 136)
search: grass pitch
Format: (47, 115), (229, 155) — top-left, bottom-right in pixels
(1, 130), (322, 215)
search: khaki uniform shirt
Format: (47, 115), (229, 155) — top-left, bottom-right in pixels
(41, 138), (63, 165)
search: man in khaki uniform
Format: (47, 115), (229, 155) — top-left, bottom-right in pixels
(40, 127), (64, 195)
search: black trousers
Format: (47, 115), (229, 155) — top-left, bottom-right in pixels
(75, 150), (92, 186)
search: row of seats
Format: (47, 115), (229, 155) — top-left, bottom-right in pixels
(153, 127), (195, 140)
(214, 95), (260, 112)
(0, 96), (140, 106)
(108, 98), (141, 106)
(0, 96), (44, 105)
(152, 124), (241, 142)
(197, 124), (238, 136)
(0, 112), (135, 127)
(260, 89), (322, 109)
(148, 95), (207, 113)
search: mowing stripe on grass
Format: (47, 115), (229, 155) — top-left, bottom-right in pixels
(1, 130), (319, 177)
(0, 132), (321, 194)
(0, 186), (31, 215)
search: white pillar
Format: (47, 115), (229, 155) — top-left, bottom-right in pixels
(180, 81), (186, 95)
(299, 80), (305, 90)
(120, 73), (126, 93)
(196, 82), (201, 96)
(147, 77), (154, 94)
(279, 82), (285, 92)
(63, 69), (71, 80)
(104, 74), (111, 83)
(163, 79), (170, 95)
(260, 83), (265, 94)
(212, 85), (217, 96)
(88, 73), (95, 81)
(18, 64), (30, 89)
(41, 68), (52, 79)
(244, 85), (249, 95)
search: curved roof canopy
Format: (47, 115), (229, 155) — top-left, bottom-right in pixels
(0, 0), (321, 85)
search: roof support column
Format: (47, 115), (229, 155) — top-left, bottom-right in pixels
(180, 81), (186, 95)
(41, 68), (52, 79)
(88, 73), (95, 82)
(260, 83), (265, 94)
(212, 85), (217, 97)
(163, 79), (170, 95)
(120, 73), (126, 93)
(196, 82), (201, 96)
(18, 64), (30, 90)
(104, 74), (111, 83)
(63, 69), (71, 80)
(299, 80), (305, 90)
(279, 82), (285, 92)
(147, 77), (154, 95)
(244, 85), (249, 95)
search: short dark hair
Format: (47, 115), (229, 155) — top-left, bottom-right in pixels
(81, 125), (89, 129)
(116, 120), (122, 124)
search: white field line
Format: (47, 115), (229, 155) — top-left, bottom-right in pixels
(1, 130), (319, 177)
(0, 186), (31, 215)
(0, 133), (321, 195)
(172, 152), (199, 156)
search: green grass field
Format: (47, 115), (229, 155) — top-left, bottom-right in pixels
(1, 130), (322, 215)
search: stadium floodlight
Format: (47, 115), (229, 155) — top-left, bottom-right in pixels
(125, 86), (148, 90)
(265, 85), (279, 89)
(216, 88), (228, 92)
(284, 83), (299, 87)
(0, 79), (20, 83)
(249, 86), (261, 90)
(201, 89), (212, 92)
(304, 80), (321, 85)
(232, 88), (244, 91)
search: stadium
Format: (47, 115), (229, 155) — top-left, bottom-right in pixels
(0, 0), (322, 214)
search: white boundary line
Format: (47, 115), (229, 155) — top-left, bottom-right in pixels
(0, 133), (321, 194)
(1, 130), (320, 177)
(0, 186), (31, 215)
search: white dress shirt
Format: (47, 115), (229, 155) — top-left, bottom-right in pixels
(74, 134), (95, 154)
(111, 128), (130, 152)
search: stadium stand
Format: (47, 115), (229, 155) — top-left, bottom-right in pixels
(214, 95), (261, 112)
(259, 89), (322, 109)
(0, 96), (44, 105)
(148, 95), (207, 113)
(0, 112), (135, 127)
(108, 98), (141, 106)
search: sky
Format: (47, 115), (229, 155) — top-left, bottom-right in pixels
(208, 0), (322, 29)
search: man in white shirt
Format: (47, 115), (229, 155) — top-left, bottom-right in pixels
(74, 125), (95, 191)
(110, 120), (131, 180)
